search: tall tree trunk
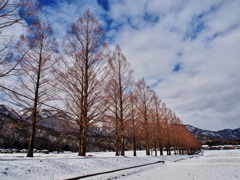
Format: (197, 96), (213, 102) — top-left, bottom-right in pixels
(80, 124), (87, 156)
(27, 48), (42, 157)
(145, 131), (150, 155)
(120, 122), (124, 156)
(167, 143), (171, 155)
(133, 117), (136, 156)
(115, 106), (119, 156)
(154, 140), (157, 156)
(159, 141), (163, 156)
(78, 127), (83, 156)
(80, 41), (89, 157)
(144, 112), (150, 155)
(120, 91), (124, 156)
(133, 134), (136, 156)
(119, 67), (125, 156)
(115, 131), (119, 156)
(27, 108), (37, 157)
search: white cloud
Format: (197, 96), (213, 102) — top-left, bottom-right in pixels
(106, 0), (240, 130)
(42, 0), (106, 45)
(2, 0), (239, 131)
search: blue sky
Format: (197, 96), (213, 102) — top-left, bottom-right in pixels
(20, 0), (240, 130)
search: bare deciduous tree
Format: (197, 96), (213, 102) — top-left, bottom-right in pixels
(135, 78), (153, 155)
(105, 77), (120, 156)
(56, 9), (109, 156)
(149, 91), (162, 156)
(10, 20), (57, 157)
(126, 90), (138, 156)
(162, 105), (173, 155)
(0, 0), (41, 29)
(0, 0), (41, 78)
(107, 45), (133, 156)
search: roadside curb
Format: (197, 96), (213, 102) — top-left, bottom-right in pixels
(174, 158), (186, 162)
(174, 154), (201, 162)
(63, 161), (165, 180)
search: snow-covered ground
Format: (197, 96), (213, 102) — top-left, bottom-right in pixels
(0, 150), (239, 180)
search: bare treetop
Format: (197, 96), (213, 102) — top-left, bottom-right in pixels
(56, 9), (109, 156)
(0, 0), (41, 78)
(0, 0), (41, 29)
(11, 20), (57, 110)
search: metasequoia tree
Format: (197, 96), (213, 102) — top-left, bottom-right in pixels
(169, 112), (178, 154)
(57, 9), (109, 156)
(149, 91), (162, 156)
(177, 122), (187, 155)
(160, 103), (171, 155)
(0, 0), (41, 78)
(105, 77), (120, 155)
(172, 116), (183, 155)
(156, 103), (202, 155)
(157, 99), (165, 155)
(0, 0), (41, 29)
(136, 78), (153, 155)
(126, 90), (138, 156)
(179, 125), (201, 154)
(107, 45), (133, 156)
(10, 20), (57, 157)
(149, 107), (156, 156)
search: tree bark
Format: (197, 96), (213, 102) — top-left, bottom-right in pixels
(154, 140), (157, 156)
(115, 116), (119, 156)
(27, 44), (42, 157)
(120, 121), (125, 156)
(159, 141), (163, 155)
(78, 127), (83, 156)
(132, 114), (136, 156)
(144, 104), (150, 155)
(80, 123), (87, 156)
(133, 135), (136, 156)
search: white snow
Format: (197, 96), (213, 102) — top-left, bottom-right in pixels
(0, 150), (240, 180)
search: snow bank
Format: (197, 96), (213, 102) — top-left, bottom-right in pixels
(0, 150), (239, 180)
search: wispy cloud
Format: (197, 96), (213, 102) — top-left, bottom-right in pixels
(10, 0), (240, 130)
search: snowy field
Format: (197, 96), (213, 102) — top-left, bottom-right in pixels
(0, 150), (239, 180)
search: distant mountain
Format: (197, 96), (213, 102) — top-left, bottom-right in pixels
(185, 124), (240, 141)
(0, 104), (114, 151)
(0, 105), (21, 120)
(0, 104), (80, 151)
(19, 108), (76, 132)
(2, 104), (239, 144)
